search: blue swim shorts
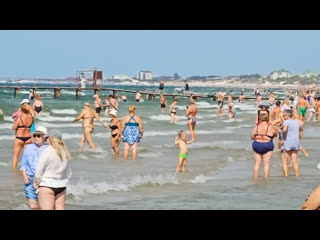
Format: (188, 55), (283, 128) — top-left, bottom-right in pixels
(24, 175), (38, 200)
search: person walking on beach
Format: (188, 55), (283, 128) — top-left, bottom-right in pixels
(186, 101), (197, 141)
(93, 94), (102, 115)
(185, 81), (189, 92)
(280, 109), (302, 177)
(135, 91), (142, 102)
(12, 100), (34, 172)
(306, 96), (317, 122)
(228, 102), (235, 118)
(251, 113), (277, 179)
(119, 105), (143, 160)
(20, 126), (48, 210)
(217, 92), (224, 119)
(239, 92), (245, 103)
(302, 185), (320, 210)
(298, 95), (308, 122)
(29, 90), (34, 101)
(159, 80), (165, 93)
(160, 94), (167, 113)
(80, 73), (87, 88)
(34, 129), (72, 210)
(189, 94), (195, 105)
(169, 98), (178, 123)
(109, 95), (118, 113)
(108, 109), (122, 158)
(256, 93), (262, 107)
(33, 94), (44, 116)
(72, 102), (108, 151)
(103, 96), (110, 117)
(268, 92), (275, 110)
(175, 130), (193, 173)
(227, 92), (233, 107)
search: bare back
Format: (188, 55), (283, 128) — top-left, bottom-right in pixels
(187, 105), (197, 118)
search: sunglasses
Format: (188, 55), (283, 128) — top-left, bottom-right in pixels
(33, 134), (44, 138)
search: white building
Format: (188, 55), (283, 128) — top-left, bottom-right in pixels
(301, 70), (318, 78)
(137, 71), (152, 80)
(112, 74), (131, 80)
(269, 69), (292, 80)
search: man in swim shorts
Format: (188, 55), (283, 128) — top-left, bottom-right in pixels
(298, 95), (308, 121)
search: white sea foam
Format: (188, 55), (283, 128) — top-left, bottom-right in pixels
(0, 135), (14, 140)
(139, 152), (164, 158)
(37, 115), (76, 122)
(0, 161), (10, 167)
(144, 131), (178, 137)
(4, 116), (13, 122)
(38, 122), (81, 128)
(67, 173), (179, 198)
(190, 174), (216, 183)
(149, 114), (203, 121)
(237, 104), (258, 111)
(51, 109), (78, 114)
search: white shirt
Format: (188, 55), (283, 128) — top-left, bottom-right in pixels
(35, 146), (72, 188)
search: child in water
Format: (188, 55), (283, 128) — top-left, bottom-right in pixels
(175, 130), (193, 173)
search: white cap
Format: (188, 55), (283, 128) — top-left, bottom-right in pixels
(20, 99), (29, 105)
(109, 108), (118, 117)
(32, 126), (48, 137)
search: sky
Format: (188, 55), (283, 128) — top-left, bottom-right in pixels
(0, 30), (320, 79)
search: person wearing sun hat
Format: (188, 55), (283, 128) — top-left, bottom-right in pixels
(109, 108), (121, 158)
(256, 101), (271, 124)
(34, 128), (72, 210)
(20, 126), (49, 210)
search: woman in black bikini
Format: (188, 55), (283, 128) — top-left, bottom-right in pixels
(33, 94), (44, 116)
(169, 98), (178, 123)
(109, 109), (121, 157)
(12, 103), (33, 172)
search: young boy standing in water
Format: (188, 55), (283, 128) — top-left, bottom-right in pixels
(175, 130), (193, 173)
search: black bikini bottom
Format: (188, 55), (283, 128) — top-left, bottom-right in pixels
(16, 136), (31, 143)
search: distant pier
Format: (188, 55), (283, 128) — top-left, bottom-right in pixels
(0, 86), (286, 101)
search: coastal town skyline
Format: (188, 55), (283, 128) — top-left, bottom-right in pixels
(1, 30), (320, 79)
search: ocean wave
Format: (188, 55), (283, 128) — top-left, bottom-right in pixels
(37, 115), (76, 122)
(0, 161), (10, 167)
(190, 174), (216, 183)
(0, 135), (14, 140)
(67, 173), (179, 198)
(149, 114), (203, 121)
(51, 109), (78, 114)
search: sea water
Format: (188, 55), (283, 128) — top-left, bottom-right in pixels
(0, 84), (319, 210)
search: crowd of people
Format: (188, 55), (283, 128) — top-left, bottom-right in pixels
(8, 82), (320, 210)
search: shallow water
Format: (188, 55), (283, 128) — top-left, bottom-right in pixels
(0, 85), (319, 210)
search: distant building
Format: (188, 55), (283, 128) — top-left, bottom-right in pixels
(112, 74), (131, 80)
(269, 69), (292, 80)
(301, 70), (318, 78)
(137, 71), (152, 80)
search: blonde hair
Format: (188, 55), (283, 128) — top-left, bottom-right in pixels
(35, 94), (41, 100)
(21, 104), (30, 114)
(178, 130), (186, 138)
(259, 113), (269, 122)
(48, 136), (71, 161)
(128, 105), (136, 114)
(283, 98), (289, 105)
